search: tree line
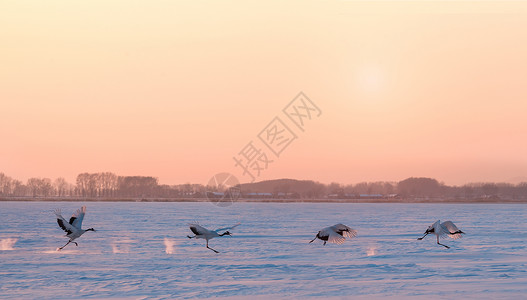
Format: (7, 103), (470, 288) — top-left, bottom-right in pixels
(240, 177), (527, 200)
(0, 172), (526, 200)
(0, 172), (193, 198)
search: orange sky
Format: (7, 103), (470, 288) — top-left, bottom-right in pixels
(1, 0), (526, 186)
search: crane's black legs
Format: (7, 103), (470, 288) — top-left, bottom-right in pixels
(207, 246), (219, 253)
(206, 241), (219, 253)
(58, 240), (71, 251)
(57, 240), (79, 251)
(437, 236), (450, 249)
(188, 236), (219, 253)
(418, 234), (451, 249)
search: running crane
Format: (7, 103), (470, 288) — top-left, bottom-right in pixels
(417, 220), (464, 249)
(187, 222), (240, 253)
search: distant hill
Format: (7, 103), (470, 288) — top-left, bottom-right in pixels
(239, 178), (325, 196)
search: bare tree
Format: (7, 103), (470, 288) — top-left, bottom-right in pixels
(99, 172), (118, 197)
(481, 183), (499, 197)
(54, 177), (69, 197)
(40, 178), (53, 197)
(12, 180), (26, 196)
(76, 173), (90, 197)
(0, 173), (13, 196)
(27, 178), (41, 197)
(328, 182), (344, 196)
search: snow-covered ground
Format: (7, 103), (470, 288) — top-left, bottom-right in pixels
(1, 202), (526, 299)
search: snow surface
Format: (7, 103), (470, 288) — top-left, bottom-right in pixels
(1, 201), (526, 299)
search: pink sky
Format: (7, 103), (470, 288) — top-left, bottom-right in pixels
(1, 1), (526, 186)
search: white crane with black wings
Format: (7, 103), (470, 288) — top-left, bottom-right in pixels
(54, 206), (96, 251)
(418, 220), (464, 248)
(309, 223), (357, 245)
(187, 222), (240, 253)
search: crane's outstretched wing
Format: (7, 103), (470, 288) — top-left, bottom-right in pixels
(189, 223), (209, 235)
(317, 227), (346, 245)
(441, 221), (464, 239)
(69, 206), (86, 229)
(215, 222), (241, 233)
(327, 231), (346, 245)
(332, 224), (358, 238)
(55, 209), (75, 235)
(432, 220), (453, 238)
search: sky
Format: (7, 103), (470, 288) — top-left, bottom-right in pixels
(1, 0), (526, 186)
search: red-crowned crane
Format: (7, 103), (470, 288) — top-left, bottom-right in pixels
(54, 206), (96, 251)
(417, 220), (464, 249)
(309, 223), (357, 245)
(187, 222), (240, 253)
